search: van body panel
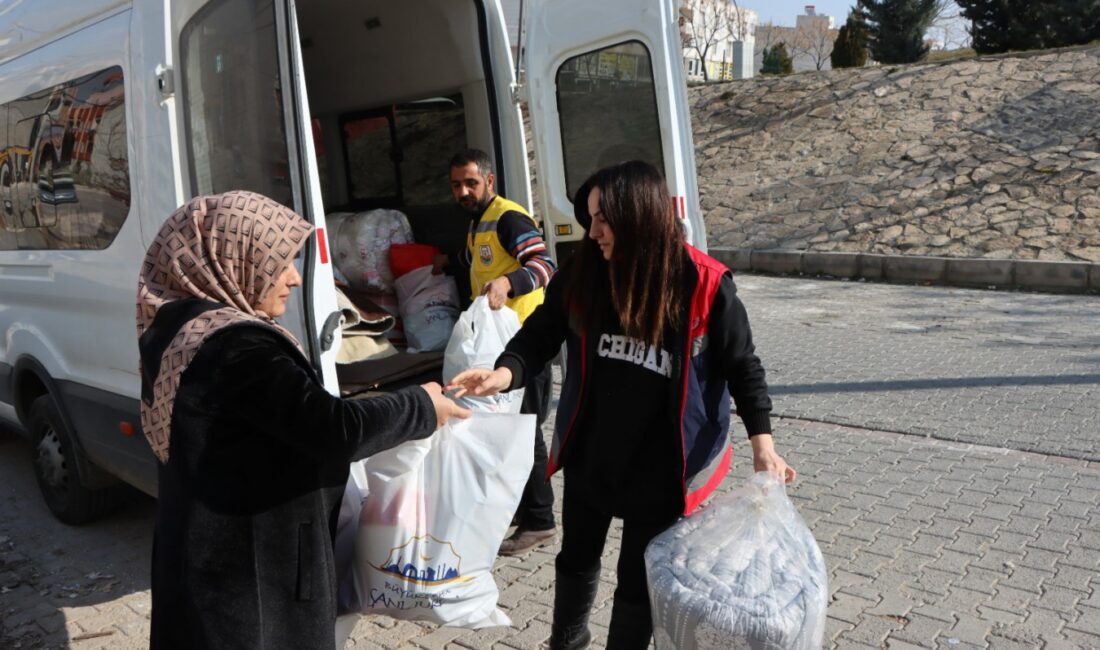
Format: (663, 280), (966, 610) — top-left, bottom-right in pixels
(0, 0), (700, 515)
(523, 0), (706, 252)
(0, 0), (131, 66)
(479, 0), (533, 213)
(0, 9), (153, 488)
(283, 0), (342, 391)
(130, 0), (187, 240)
(0, 12), (139, 395)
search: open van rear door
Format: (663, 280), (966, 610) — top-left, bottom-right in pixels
(522, 0), (705, 257)
(170, 0), (340, 390)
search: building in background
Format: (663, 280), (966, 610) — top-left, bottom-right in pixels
(755, 5), (839, 73)
(679, 0), (758, 81)
(796, 4), (835, 30)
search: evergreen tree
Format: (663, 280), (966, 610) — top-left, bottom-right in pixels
(957, 0), (1100, 53)
(831, 10), (870, 68)
(857, 0), (940, 63)
(760, 43), (794, 75)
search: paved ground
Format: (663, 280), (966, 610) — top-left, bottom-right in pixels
(744, 276), (1100, 462)
(1, 275), (1098, 649)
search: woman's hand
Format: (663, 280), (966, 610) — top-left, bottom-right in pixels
(750, 433), (796, 484)
(446, 367), (513, 398)
(420, 382), (471, 429)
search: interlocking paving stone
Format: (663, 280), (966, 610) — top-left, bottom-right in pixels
(1, 275), (1098, 649)
(738, 275), (1100, 461)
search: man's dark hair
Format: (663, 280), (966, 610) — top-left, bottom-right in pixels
(449, 149), (494, 178)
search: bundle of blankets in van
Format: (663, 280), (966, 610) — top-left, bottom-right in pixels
(644, 473), (828, 650)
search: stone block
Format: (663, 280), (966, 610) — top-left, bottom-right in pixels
(944, 258), (1014, 287)
(859, 253), (887, 280)
(1090, 264), (1100, 292)
(750, 249), (803, 275)
(708, 246), (751, 271)
(1014, 261), (1090, 291)
(882, 255), (948, 284)
(803, 252), (861, 278)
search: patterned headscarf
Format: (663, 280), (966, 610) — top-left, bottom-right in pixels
(136, 191), (314, 463)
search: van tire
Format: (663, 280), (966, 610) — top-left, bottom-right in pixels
(28, 396), (121, 524)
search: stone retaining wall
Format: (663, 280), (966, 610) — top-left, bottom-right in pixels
(690, 45), (1100, 265)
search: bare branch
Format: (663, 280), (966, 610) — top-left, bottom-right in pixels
(789, 18), (838, 70)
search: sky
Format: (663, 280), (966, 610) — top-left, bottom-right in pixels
(747, 0), (970, 48)
(749, 0), (962, 26)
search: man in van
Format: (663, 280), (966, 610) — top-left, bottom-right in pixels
(437, 148), (557, 555)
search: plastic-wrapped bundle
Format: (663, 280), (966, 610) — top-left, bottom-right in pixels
(645, 472), (827, 650)
(331, 209), (414, 293)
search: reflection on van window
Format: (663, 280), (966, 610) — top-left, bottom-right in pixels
(556, 41), (665, 198)
(339, 95), (465, 209)
(180, 0), (293, 208)
(0, 67), (130, 251)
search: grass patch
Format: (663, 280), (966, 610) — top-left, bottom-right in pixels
(925, 47), (978, 62)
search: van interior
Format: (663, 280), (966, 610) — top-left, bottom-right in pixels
(179, 0), (513, 393)
(298, 0), (498, 391)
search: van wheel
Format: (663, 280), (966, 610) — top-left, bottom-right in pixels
(29, 396), (121, 524)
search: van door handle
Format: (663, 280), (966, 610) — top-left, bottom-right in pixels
(320, 311), (343, 352)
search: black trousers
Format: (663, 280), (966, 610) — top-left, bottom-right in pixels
(516, 363), (556, 531)
(556, 467), (680, 610)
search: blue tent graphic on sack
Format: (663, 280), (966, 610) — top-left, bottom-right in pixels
(372, 534), (473, 586)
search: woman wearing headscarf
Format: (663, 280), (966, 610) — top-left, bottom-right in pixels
(449, 161), (794, 649)
(137, 191), (468, 649)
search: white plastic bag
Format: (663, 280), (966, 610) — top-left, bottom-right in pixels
(645, 472), (828, 650)
(394, 266), (461, 352)
(442, 296), (525, 413)
(341, 413), (536, 628)
(332, 209), (414, 293)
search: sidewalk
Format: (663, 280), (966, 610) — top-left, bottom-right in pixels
(2, 274), (1098, 649)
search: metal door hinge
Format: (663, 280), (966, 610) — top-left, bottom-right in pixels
(155, 63), (175, 99)
(510, 82), (526, 106)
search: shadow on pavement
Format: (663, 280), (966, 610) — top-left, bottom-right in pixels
(0, 424), (155, 648)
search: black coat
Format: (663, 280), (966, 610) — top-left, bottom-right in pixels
(142, 310), (435, 649)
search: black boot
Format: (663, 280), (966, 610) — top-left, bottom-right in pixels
(549, 568), (600, 650)
(606, 598), (653, 650)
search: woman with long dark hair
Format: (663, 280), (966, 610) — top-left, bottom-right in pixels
(450, 161), (794, 649)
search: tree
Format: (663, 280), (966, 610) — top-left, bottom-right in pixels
(681, 0), (734, 82)
(831, 10), (870, 68)
(791, 16), (839, 70)
(760, 43), (794, 75)
(755, 20), (782, 54)
(927, 4), (972, 51)
(956, 0), (1100, 53)
(857, 0), (944, 63)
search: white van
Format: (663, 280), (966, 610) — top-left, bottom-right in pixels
(0, 0), (705, 523)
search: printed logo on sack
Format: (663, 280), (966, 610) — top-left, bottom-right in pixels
(373, 534), (471, 586)
(479, 244), (493, 265)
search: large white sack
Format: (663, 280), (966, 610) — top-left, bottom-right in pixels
(332, 209), (414, 293)
(394, 266), (461, 353)
(645, 472), (828, 650)
(442, 296), (525, 413)
(341, 413), (536, 628)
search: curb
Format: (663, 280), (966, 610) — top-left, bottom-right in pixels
(710, 248), (1100, 293)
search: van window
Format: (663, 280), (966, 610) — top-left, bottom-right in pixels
(179, 0), (293, 208)
(555, 41), (665, 198)
(0, 66), (130, 251)
(338, 95), (465, 209)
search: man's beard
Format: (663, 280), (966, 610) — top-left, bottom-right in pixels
(458, 193), (492, 214)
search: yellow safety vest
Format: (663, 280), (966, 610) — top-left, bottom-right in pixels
(467, 195), (545, 323)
